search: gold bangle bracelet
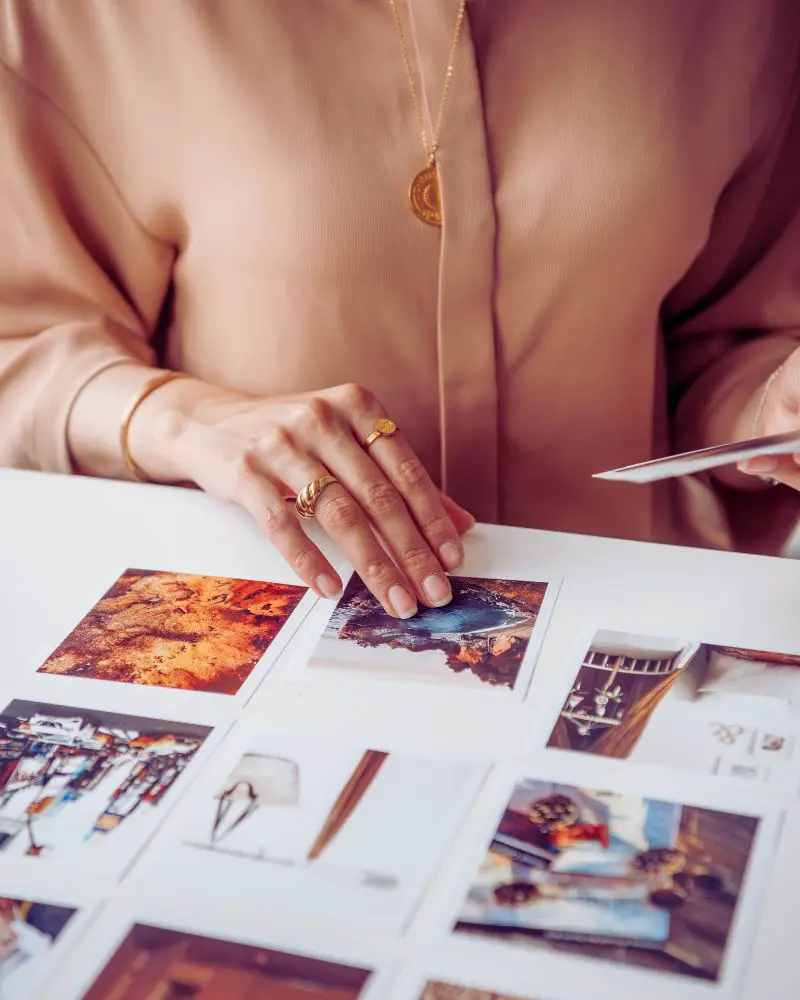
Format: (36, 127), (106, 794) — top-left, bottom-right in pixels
(120, 370), (190, 482)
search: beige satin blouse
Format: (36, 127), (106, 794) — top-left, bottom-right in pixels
(1, 0), (799, 550)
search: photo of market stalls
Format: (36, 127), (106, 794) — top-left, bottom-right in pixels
(0, 700), (211, 868)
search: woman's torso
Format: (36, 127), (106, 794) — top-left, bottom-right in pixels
(3, 0), (798, 540)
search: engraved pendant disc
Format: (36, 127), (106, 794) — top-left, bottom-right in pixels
(409, 164), (443, 227)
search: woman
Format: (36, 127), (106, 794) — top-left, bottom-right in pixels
(1, 1), (799, 618)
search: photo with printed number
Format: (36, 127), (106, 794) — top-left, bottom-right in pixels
(0, 895), (77, 1000)
(80, 923), (372, 999)
(547, 631), (800, 785)
(153, 729), (483, 933)
(420, 982), (540, 1000)
(0, 700), (211, 874)
(37, 568), (306, 694)
(307, 574), (551, 692)
(456, 779), (759, 981)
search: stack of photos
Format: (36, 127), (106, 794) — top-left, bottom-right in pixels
(79, 924), (372, 1000)
(302, 573), (556, 695)
(547, 631), (800, 785)
(0, 895), (77, 999)
(142, 728), (486, 933)
(455, 778), (759, 981)
(0, 700), (212, 875)
(36, 568), (307, 696)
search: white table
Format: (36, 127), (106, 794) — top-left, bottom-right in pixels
(0, 468), (798, 1000)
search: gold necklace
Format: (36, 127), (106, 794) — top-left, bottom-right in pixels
(387, 0), (468, 226)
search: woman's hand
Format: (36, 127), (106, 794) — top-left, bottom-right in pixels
(127, 378), (474, 617)
(736, 348), (800, 488)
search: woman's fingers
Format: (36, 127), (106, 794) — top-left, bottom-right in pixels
(316, 434), (454, 608)
(234, 452), (343, 599)
(310, 479), (421, 618)
(328, 384), (467, 572)
(238, 449), (417, 618)
(736, 452), (800, 494)
(738, 453), (792, 480)
(371, 434), (466, 572)
(738, 455), (781, 477)
(762, 454), (800, 491)
(257, 433), (421, 618)
(228, 386), (475, 616)
(285, 387), (457, 608)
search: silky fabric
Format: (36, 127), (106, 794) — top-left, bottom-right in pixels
(1, 0), (799, 550)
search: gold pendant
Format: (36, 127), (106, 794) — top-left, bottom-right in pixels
(409, 163), (442, 227)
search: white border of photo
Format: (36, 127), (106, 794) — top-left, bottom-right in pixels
(526, 624), (800, 795)
(743, 802), (800, 1000)
(280, 566), (562, 703)
(0, 685), (232, 886)
(404, 754), (784, 1000)
(17, 564), (318, 723)
(132, 720), (490, 935)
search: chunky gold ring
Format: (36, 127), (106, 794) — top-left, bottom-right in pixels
(364, 418), (399, 448)
(295, 476), (338, 519)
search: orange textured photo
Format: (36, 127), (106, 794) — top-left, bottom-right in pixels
(37, 569), (306, 695)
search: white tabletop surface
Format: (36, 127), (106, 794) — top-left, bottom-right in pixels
(0, 468), (798, 1000)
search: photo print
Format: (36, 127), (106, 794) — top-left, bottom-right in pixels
(79, 923), (372, 1000)
(36, 568), (307, 695)
(455, 779), (759, 981)
(547, 631), (800, 786)
(0, 895), (76, 1000)
(151, 729), (485, 933)
(420, 983), (540, 1000)
(305, 573), (554, 694)
(0, 700), (211, 875)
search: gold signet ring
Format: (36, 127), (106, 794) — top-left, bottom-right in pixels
(364, 418), (398, 448)
(295, 476), (337, 519)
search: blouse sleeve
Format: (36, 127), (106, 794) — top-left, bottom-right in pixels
(0, 59), (173, 474)
(665, 84), (800, 554)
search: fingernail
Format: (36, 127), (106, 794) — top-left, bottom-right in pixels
(315, 574), (341, 599)
(388, 585), (417, 619)
(742, 456), (779, 474)
(439, 541), (464, 571)
(422, 574), (452, 607)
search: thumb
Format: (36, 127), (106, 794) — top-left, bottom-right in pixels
(737, 455), (781, 476)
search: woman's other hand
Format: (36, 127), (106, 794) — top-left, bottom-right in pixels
(124, 379), (474, 617)
(735, 348), (800, 488)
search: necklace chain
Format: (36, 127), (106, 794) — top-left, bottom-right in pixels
(387, 0), (468, 166)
